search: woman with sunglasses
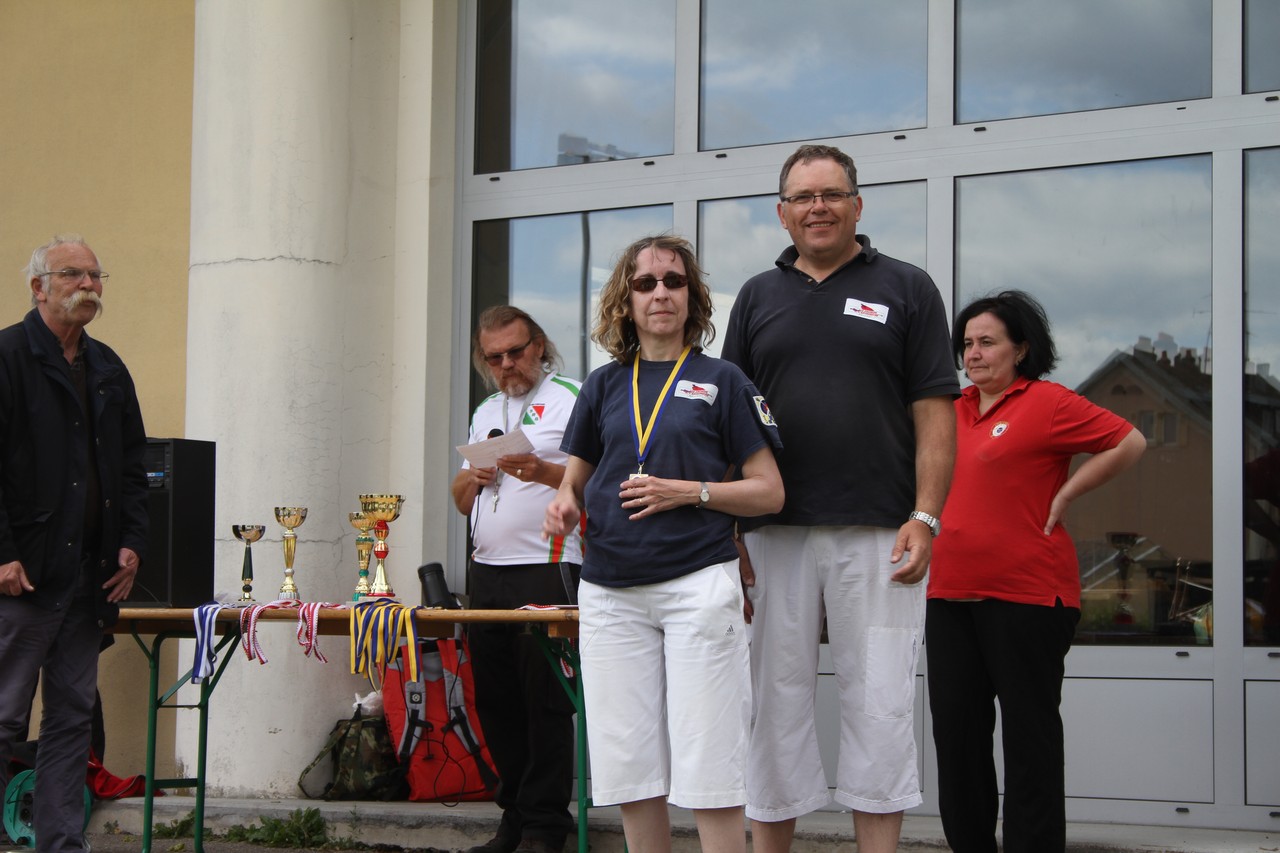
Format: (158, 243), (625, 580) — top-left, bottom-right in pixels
(543, 234), (783, 853)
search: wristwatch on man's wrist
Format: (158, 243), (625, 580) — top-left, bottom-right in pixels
(698, 481), (710, 508)
(909, 510), (941, 537)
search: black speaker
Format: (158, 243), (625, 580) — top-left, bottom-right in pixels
(123, 438), (216, 608)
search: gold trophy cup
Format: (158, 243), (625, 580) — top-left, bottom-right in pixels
(232, 524), (265, 602)
(358, 494), (404, 598)
(349, 510), (376, 599)
(273, 506), (308, 600)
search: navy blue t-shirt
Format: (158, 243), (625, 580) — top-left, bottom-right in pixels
(562, 351), (782, 588)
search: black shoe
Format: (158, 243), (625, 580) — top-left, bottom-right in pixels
(514, 838), (564, 853)
(466, 830), (521, 853)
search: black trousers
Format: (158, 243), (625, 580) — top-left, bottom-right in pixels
(925, 597), (1078, 853)
(467, 561), (578, 846)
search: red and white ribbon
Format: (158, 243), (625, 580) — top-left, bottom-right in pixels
(295, 601), (347, 663)
(239, 600), (292, 665)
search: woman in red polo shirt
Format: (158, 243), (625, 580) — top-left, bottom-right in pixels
(927, 290), (1146, 853)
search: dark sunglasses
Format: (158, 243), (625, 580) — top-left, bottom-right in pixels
(482, 339), (533, 366)
(630, 273), (689, 293)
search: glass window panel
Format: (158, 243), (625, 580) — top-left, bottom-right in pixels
(1245, 0), (1280, 94)
(698, 182), (926, 357)
(470, 205), (673, 409)
(956, 156), (1213, 645)
(474, 0), (675, 173)
(700, 0), (926, 150)
(1244, 146), (1280, 647)
(956, 0), (1211, 123)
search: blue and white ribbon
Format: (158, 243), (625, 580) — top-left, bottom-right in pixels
(192, 602), (228, 683)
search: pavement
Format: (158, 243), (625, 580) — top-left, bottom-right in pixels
(77, 796), (1280, 853)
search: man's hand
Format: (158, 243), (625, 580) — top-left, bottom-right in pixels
(497, 453), (565, 490)
(103, 547), (140, 603)
(0, 560), (34, 596)
(889, 520), (932, 585)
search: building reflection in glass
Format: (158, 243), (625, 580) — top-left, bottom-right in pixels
(1244, 146), (1280, 647)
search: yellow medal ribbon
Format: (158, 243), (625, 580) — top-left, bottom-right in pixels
(631, 345), (692, 475)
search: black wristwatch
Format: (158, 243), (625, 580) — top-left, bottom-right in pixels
(909, 510), (941, 537)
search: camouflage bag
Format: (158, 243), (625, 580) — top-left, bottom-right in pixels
(298, 706), (408, 801)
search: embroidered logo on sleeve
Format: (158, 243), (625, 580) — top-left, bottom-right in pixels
(676, 380), (718, 405)
(754, 396), (777, 426)
(844, 298), (889, 324)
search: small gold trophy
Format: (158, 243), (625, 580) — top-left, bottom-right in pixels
(349, 510), (375, 600)
(359, 494), (404, 598)
(273, 506), (308, 600)
(232, 524), (265, 602)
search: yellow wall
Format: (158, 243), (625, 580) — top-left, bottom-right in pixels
(0, 0), (193, 439)
(0, 0), (194, 777)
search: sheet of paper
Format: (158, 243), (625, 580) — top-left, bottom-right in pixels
(456, 428), (535, 469)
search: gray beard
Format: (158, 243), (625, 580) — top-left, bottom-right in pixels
(502, 378), (533, 398)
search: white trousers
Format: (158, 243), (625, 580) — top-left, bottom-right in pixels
(744, 526), (925, 821)
(579, 561), (750, 809)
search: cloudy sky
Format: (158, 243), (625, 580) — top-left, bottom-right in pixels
(957, 0), (1211, 122)
(496, 0), (1236, 167)
(1246, 148), (1280, 373)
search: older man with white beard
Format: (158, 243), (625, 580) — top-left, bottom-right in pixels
(0, 234), (149, 853)
(451, 305), (582, 853)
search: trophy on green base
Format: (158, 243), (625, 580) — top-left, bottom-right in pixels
(232, 524), (265, 602)
(358, 494), (404, 598)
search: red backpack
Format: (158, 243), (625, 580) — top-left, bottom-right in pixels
(381, 627), (499, 802)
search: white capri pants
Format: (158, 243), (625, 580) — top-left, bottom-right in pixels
(578, 560), (751, 809)
(744, 526), (925, 821)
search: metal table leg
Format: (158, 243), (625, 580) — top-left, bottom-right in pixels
(131, 628), (239, 853)
(532, 630), (589, 853)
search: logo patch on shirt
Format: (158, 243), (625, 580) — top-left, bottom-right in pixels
(676, 380), (718, 405)
(753, 396), (776, 426)
(522, 403), (546, 426)
(844, 298), (889, 325)
(991, 421), (1010, 438)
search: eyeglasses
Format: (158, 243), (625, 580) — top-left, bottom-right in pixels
(779, 191), (858, 207)
(39, 268), (110, 284)
(483, 339), (533, 367)
(630, 273), (688, 293)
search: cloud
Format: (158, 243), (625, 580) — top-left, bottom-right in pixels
(1246, 148), (1280, 369)
(510, 1), (675, 168)
(957, 0), (1211, 121)
(700, 0), (927, 147)
(957, 156), (1213, 387)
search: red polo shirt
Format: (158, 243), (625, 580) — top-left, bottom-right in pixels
(930, 377), (1133, 608)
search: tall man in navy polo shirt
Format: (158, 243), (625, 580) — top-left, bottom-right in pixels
(722, 145), (958, 853)
(0, 234), (149, 853)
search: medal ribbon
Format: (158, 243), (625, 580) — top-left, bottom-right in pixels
(350, 599), (410, 681)
(631, 346), (692, 474)
(192, 602), (227, 683)
(399, 606), (423, 682)
(239, 600), (291, 665)
(296, 601), (346, 663)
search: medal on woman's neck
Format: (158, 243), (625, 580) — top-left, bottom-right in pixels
(631, 345), (692, 478)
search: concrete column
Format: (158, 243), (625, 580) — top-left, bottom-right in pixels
(183, 0), (414, 794)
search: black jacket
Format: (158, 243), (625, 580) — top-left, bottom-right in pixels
(0, 308), (149, 627)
